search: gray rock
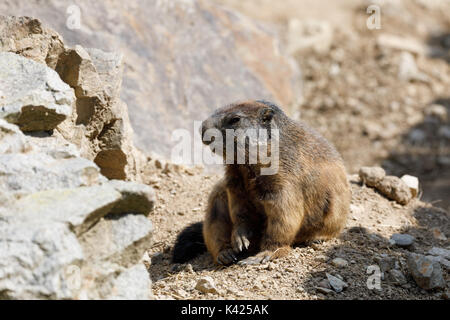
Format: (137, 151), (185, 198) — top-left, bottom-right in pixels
(105, 264), (151, 300)
(408, 128), (426, 144)
(438, 126), (450, 140)
(406, 253), (445, 290)
(26, 132), (81, 159)
(316, 286), (334, 294)
(0, 119), (30, 153)
(326, 273), (348, 293)
(426, 255), (450, 271)
(387, 269), (407, 285)
(0, 153), (105, 197)
(0, 52), (74, 131)
(428, 247), (450, 260)
(359, 166), (386, 187)
(79, 213), (153, 267)
(316, 278), (333, 294)
(375, 254), (398, 273)
(76, 261), (151, 300)
(389, 233), (415, 248)
(0, 219), (83, 299)
(107, 180), (156, 215)
(13, 185), (121, 235)
(318, 279), (331, 289)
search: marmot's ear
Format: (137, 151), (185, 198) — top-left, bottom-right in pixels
(260, 108), (274, 122)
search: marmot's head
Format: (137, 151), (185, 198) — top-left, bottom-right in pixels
(200, 100), (286, 166)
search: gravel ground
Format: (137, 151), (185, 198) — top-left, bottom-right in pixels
(142, 163), (449, 300)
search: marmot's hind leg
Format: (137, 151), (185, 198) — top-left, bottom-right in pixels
(203, 181), (236, 264)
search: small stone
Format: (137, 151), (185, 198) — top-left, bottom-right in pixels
(316, 286), (333, 294)
(400, 175), (419, 198)
(331, 258), (348, 268)
(428, 247), (450, 260)
(184, 264), (195, 273)
(406, 253), (445, 290)
(389, 233), (415, 248)
(431, 228), (447, 241)
(296, 286), (306, 293)
(425, 104), (447, 122)
(438, 126), (450, 139)
(375, 254), (397, 272)
(426, 255), (450, 271)
(397, 51), (429, 82)
(408, 129), (426, 144)
(316, 255), (328, 262)
(195, 276), (218, 294)
(377, 34), (427, 55)
(326, 273), (348, 293)
(266, 262), (276, 271)
(359, 166), (386, 187)
(387, 269), (407, 285)
(376, 176), (413, 205)
(318, 279), (331, 289)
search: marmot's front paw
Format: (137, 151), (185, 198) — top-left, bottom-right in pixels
(217, 248), (237, 265)
(231, 226), (251, 253)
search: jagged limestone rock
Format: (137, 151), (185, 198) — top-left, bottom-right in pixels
(0, 52), (74, 131)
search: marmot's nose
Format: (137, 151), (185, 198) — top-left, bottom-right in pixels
(201, 118), (215, 145)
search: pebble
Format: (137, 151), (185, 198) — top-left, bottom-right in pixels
(438, 126), (450, 139)
(428, 247), (450, 260)
(400, 175), (419, 198)
(431, 228), (447, 241)
(316, 286), (334, 294)
(375, 254), (397, 272)
(195, 276), (219, 294)
(326, 273), (348, 293)
(318, 279), (331, 289)
(406, 253), (445, 290)
(425, 104), (447, 122)
(397, 51), (429, 82)
(316, 254), (328, 262)
(359, 166), (385, 187)
(376, 176), (413, 205)
(426, 255), (450, 271)
(331, 258), (349, 268)
(389, 233), (415, 248)
(387, 269), (407, 285)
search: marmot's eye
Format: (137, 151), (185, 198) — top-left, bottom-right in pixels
(227, 117), (240, 125)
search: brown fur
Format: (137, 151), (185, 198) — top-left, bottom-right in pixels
(201, 100), (351, 265)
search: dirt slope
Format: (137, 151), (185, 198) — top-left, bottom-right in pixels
(143, 163), (449, 300)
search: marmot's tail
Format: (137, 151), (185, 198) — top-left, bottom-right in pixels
(172, 221), (206, 263)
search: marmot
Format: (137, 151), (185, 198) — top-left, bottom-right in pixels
(172, 100), (351, 265)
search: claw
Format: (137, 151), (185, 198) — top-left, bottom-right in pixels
(217, 248), (238, 265)
(243, 237), (250, 250)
